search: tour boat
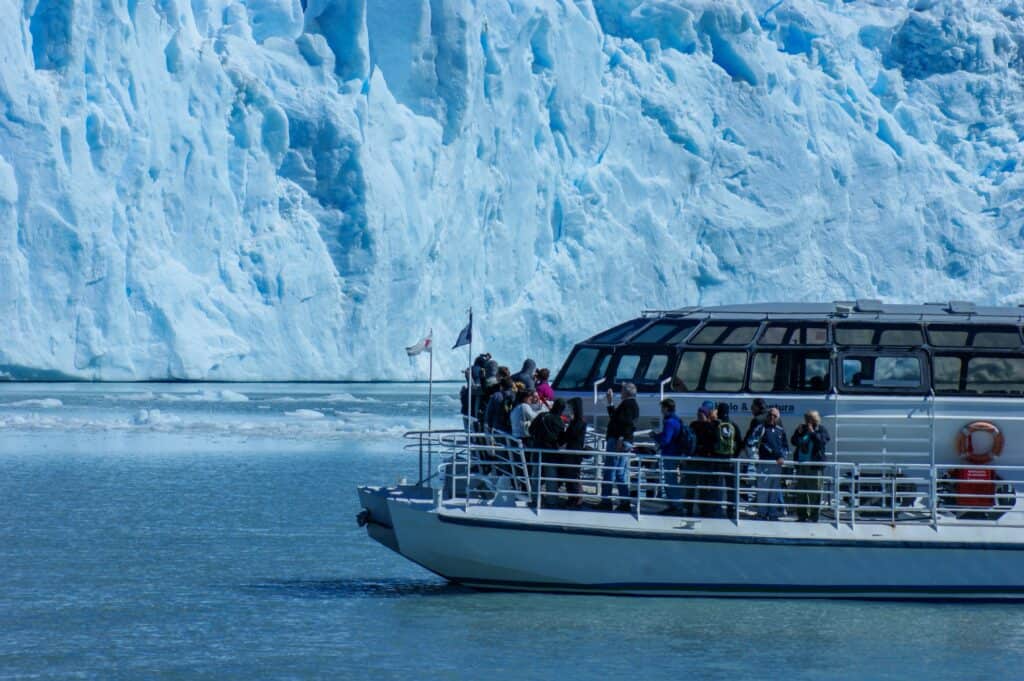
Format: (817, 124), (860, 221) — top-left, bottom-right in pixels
(357, 301), (1024, 599)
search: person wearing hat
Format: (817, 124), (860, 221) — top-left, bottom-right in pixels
(686, 401), (718, 517)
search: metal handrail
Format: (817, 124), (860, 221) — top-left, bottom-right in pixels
(426, 436), (1024, 528)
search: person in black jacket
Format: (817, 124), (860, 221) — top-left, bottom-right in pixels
(529, 398), (566, 505)
(790, 410), (831, 522)
(599, 383), (639, 511)
(559, 397), (587, 507)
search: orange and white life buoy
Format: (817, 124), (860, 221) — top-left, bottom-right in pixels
(956, 421), (1004, 464)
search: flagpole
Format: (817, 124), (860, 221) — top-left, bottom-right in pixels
(468, 307), (473, 432)
(427, 328), (433, 434)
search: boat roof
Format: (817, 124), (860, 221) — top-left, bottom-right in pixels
(641, 300), (1024, 324)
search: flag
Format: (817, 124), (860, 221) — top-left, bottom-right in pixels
(405, 334), (432, 356)
(453, 312), (472, 349)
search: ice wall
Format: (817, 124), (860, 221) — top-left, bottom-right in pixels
(1, 0), (1023, 379)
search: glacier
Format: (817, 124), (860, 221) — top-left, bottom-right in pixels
(1, 0), (1023, 380)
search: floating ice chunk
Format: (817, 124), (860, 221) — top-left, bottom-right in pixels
(285, 409), (326, 419)
(217, 390), (250, 402)
(4, 398), (63, 408)
(324, 393), (379, 404)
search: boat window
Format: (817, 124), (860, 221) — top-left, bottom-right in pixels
(640, 354), (670, 384)
(758, 323), (828, 346)
(672, 352), (706, 391)
(665, 322), (700, 344)
(933, 355), (963, 393)
(927, 325), (1022, 349)
(703, 352), (747, 392)
(632, 321), (697, 344)
(553, 347), (604, 390)
(834, 324), (924, 347)
(595, 353), (612, 383)
(841, 354), (923, 391)
(749, 351), (831, 393)
(612, 354), (642, 383)
(689, 323), (759, 346)
(588, 318), (648, 344)
(964, 356), (1024, 395)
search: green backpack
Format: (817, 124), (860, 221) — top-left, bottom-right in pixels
(713, 421), (738, 457)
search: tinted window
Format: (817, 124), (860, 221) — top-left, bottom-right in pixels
(665, 322), (700, 344)
(589, 318), (647, 344)
(690, 323), (759, 345)
(834, 324), (923, 346)
(640, 355), (670, 384)
(554, 347), (600, 390)
(673, 352), (705, 391)
(704, 352), (747, 392)
(613, 354), (641, 383)
(749, 351), (830, 393)
(927, 325), (1021, 349)
(841, 354), (923, 390)
(632, 321), (696, 344)
(964, 357), (1024, 395)
(759, 324), (828, 345)
(933, 355), (962, 393)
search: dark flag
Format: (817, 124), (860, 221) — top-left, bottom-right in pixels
(453, 312), (472, 349)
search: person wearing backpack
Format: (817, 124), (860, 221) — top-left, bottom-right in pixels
(484, 378), (516, 434)
(706, 402), (741, 518)
(653, 399), (694, 515)
(790, 410), (831, 522)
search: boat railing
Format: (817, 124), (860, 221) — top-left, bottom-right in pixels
(429, 436), (1024, 529)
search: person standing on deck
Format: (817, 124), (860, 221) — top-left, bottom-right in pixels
(790, 410), (831, 522)
(559, 397), (588, 507)
(653, 398), (690, 515)
(687, 401), (718, 517)
(535, 368), (555, 407)
(746, 407), (789, 520)
(599, 383), (639, 512)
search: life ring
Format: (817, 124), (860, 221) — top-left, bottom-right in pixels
(956, 421), (1004, 464)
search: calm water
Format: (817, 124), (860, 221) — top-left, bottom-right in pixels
(2, 383), (1024, 680)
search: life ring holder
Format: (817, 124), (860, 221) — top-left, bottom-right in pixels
(956, 421), (1004, 465)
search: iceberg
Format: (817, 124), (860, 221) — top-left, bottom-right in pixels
(1, 0), (1022, 379)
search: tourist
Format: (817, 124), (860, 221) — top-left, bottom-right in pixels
(687, 401), (718, 517)
(790, 410), (831, 522)
(529, 398), (567, 504)
(512, 359), (537, 392)
(707, 402), (741, 518)
(746, 407), (789, 520)
(653, 398), (690, 514)
(510, 390), (544, 442)
(535, 368), (555, 406)
(559, 397), (587, 507)
(484, 377), (516, 434)
(599, 382), (639, 511)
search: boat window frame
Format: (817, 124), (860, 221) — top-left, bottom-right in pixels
(837, 350), (929, 395)
(926, 324), (1024, 350)
(833, 322), (925, 348)
(630, 320), (701, 345)
(604, 347), (679, 391)
(932, 352), (1024, 396)
(552, 345), (612, 391)
(747, 349), (833, 394)
(688, 322), (762, 346)
(585, 318), (650, 345)
(756, 322), (831, 347)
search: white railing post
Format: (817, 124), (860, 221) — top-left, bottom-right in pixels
(734, 459), (741, 524)
(659, 377), (671, 429)
(536, 449), (543, 513)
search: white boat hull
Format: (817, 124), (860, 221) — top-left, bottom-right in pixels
(367, 492), (1024, 600)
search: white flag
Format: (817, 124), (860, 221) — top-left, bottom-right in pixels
(406, 334), (432, 356)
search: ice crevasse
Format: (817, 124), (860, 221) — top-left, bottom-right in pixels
(1, 0), (1023, 379)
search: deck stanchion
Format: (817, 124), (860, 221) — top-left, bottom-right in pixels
(734, 459), (741, 524)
